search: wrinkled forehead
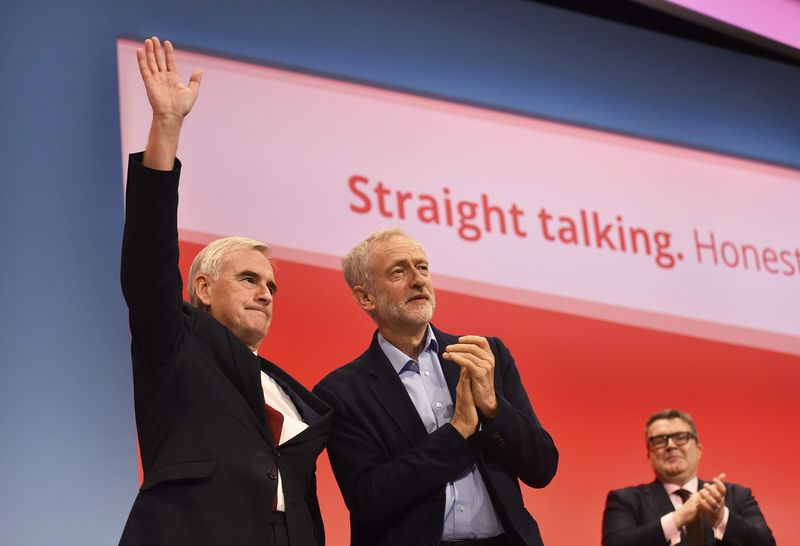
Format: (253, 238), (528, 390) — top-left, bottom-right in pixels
(370, 235), (427, 265)
(221, 247), (274, 274)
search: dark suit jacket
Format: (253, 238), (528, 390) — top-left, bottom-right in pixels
(313, 326), (558, 546)
(119, 153), (331, 546)
(602, 479), (775, 546)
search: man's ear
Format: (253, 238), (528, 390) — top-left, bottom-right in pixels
(195, 274), (213, 308)
(352, 285), (375, 312)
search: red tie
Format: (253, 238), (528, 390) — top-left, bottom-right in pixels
(264, 403), (284, 510)
(264, 402), (284, 445)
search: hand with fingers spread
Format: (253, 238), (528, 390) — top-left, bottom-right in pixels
(135, 37), (202, 170)
(698, 473), (727, 527)
(137, 36), (202, 122)
(450, 368), (479, 439)
(443, 335), (497, 419)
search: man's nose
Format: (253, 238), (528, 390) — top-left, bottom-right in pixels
(256, 282), (272, 304)
(409, 268), (425, 287)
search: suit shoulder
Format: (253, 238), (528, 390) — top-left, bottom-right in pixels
(315, 352), (371, 390)
(607, 482), (651, 499)
(719, 481), (752, 497)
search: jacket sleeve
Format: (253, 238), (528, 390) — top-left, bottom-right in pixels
(721, 485), (775, 546)
(475, 337), (558, 488)
(305, 471), (325, 546)
(313, 378), (476, 530)
(601, 489), (669, 546)
(120, 152), (185, 368)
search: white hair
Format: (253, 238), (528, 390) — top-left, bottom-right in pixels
(342, 227), (424, 289)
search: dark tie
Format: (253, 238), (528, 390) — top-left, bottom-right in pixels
(675, 489), (704, 546)
(264, 403), (284, 510)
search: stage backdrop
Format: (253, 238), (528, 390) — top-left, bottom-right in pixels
(118, 39), (799, 545)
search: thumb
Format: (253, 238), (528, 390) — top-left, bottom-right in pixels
(188, 69), (203, 94)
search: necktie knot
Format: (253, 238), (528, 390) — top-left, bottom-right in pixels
(675, 488), (692, 503)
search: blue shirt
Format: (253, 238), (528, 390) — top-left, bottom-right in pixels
(378, 327), (504, 540)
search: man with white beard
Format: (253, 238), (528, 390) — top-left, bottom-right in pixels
(314, 227), (558, 546)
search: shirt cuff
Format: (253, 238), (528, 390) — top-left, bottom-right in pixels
(661, 513), (682, 546)
(713, 506), (730, 540)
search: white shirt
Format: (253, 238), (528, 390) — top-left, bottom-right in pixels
(659, 477), (730, 545)
(260, 369), (308, 512)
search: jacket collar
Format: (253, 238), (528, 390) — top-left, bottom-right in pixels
(365, 323), (461, 445)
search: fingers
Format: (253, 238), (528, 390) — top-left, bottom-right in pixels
(136, 48), (150, 79)
(456, 368), (473, 401)
(164, 40), (178, 72)
(443, 336), (494, 369)
(452, 369), (478, 438)
(699, 485), (722, 506)
(142, 37), (171, 74)
(443, 350), (485, 371)
(697, 488), (725, 526)
(145, 37), (158, 74)
(712, 473), (727, 492)
(152, 36), (167, 72)
(445, 336), (492, 358)
(457, 335), (490, 348)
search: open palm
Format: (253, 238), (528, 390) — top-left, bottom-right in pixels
(136, 37), (201, 120)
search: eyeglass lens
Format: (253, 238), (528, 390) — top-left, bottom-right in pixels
(649, 432), (693, 448)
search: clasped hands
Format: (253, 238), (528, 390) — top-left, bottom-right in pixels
(673, 473), (728, 529)
(443, 336), (497, 439)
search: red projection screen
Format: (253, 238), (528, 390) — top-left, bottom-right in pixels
(117, 39), (800, 545)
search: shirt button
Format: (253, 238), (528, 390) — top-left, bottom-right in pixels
(423, 370), (431, 376)
(458, 505), (465, 512)
(435, 402), (442, 408)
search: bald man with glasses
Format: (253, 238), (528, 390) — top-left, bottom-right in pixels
(601, 409), (775, 546)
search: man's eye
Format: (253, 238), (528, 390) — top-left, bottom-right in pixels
(243, 277), (255, 283)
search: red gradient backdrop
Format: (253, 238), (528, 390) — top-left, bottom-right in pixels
(168, 240), (799, 545)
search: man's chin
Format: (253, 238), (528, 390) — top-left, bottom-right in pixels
(406, 306), (433, 324)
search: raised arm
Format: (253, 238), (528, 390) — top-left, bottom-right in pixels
(121, 37), (202, 367)
(136, 37), (202, 170)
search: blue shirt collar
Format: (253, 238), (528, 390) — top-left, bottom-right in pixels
(377, 325), (439, 375)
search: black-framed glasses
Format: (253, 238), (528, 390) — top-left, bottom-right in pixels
(647, 431), (696, 449)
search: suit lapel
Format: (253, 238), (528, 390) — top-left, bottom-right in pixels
(432, 325), (460, 401)
(366, 332), (429, 445)
(644, 480), (677, 520)
(190, 307), (273, 445)
(228, 332), (273, 446)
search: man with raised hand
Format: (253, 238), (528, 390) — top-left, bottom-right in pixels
(314, 227), (558, 546)
(119, 37), (330, 546)
(602, 408), (774, 546)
